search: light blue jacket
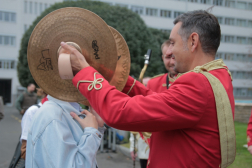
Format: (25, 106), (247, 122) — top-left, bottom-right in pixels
(26, 95), (104, 168)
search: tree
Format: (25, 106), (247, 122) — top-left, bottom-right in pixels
(17, 0), (170, 86)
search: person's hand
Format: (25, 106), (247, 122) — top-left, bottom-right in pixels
(60, 42), (90, 75)
(20, 109), (25, 115)
(70, 110), (98, 130)
(248, 145), (252, 155)
(130, 151), (137, 161)
(89, 106), (104, 127)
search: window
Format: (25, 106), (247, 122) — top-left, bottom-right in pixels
(220, 35), (224, 42)
(248, 54), (252, 61)
(237, 37), (246, 44)
(216, 16), (223, 24)
(0, 60), (16, 69)
(188, 0), (198, 2)
(200, 0), (211, 4)
(237, 19), (246, 27)
(160, 10), (171, 18)
(10, 13), (16, 22)
(0, 35), (16, 46)
(225, 0), (235, 7)
(213, 0), (223, 6)
(174, 11), (184, 18)
(115, 4), (128, 8)
(225, 36), (234, 43)
(236, 54), (246, 61)
(4, 12), (10, 21)
(248, 3), (252, 10)
(160, 29), (171, 34)
(0, 11), (16, 23)
(29, 1), (33, 14)
(24, 1), (28, 13)
(44, 3), (48, 10)
(146, 8), (158, 16)
(40, 3), (43, 14)
(215, 53), (222, 59)
(225, 18), (235, 25)
(24, 24), (28, 33)
(131, 6), (144, 15)
(248, 20), (252, 28)
(248, 38), (252, 45)
(224, 53), (234, 60)
(237, 1), (247, 9)
(35, 2), (37, 14)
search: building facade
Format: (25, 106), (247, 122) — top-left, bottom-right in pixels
(0, 0), (251, 105)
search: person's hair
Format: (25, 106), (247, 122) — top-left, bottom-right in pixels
(161, 40), (170, 51)
(27, 83), (35, 87)
(173, 10), (221, 55)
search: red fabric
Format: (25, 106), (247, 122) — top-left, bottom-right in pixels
(147, 73), (172, 92)
(247, 109), (252, 146)
(72, 66), (235, 168)
(41, 96), (48, 104)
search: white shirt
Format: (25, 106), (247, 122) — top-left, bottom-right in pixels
(20, 103), (42, 141)
(130, 133), (150, 159)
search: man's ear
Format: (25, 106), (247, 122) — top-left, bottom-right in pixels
(190, 33), (199, 52)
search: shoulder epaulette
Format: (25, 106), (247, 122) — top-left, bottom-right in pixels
(151, 73), (165, 79)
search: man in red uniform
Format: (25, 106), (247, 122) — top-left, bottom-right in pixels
(147, 40), (177, 92)
(61, 10), (235, 167)
(247, 108), (252, 155)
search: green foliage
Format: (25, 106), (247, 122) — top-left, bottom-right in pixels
(229, 122), (252, 168)
(17, 0), (170, 86)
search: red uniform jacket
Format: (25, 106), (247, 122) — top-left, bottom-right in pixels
(73, 66), (235, 168)
(247, 109), (252, 147)
(147, 73), (174, 92)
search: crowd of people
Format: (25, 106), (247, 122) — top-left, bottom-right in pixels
(1, 9), (252, 168)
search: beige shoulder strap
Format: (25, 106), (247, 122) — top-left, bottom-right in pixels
(200, 71), (236, 168)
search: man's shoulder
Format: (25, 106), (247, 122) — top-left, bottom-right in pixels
(29, 102), (64, 137)
(149, 73), (166, 82)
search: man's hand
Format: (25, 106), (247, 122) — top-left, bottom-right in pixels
(60, 42), (90, 75)
(248, 145), (252, 155)
(70, 110), (98, 130)
(89, 106), (104, 127)
(130, 151), (137, 161)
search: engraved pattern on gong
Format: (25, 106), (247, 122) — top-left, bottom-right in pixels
(37, 49), (53, 71)
(92, 40), (100, 59)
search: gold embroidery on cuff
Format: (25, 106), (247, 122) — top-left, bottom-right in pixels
(77, 72), (104, 91)
(127, 79), (136, 95)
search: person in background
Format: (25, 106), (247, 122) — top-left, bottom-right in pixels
(15, 83), (37, 115)
(147, 40), (177, 92)
(19, 89), (48, 163)
(129, 77), (151, 168)
(247, 108), (252, 155)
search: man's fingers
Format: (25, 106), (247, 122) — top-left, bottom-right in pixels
(60, 42), (74, 53)
(70, 112), (82, 122)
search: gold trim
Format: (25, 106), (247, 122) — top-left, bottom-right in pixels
(151, 73), (165, 79)
(127, 79), (136, 95)
(182, 59), (236, 168)
(77, 72), (104, 91)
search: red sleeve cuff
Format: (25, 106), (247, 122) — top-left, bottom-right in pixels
(72, 66), (97, 88)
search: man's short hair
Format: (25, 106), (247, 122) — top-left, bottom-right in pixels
(27, 83), (35, 87)
(174, 10), (221, 56)
(161, 40), (170, 51)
